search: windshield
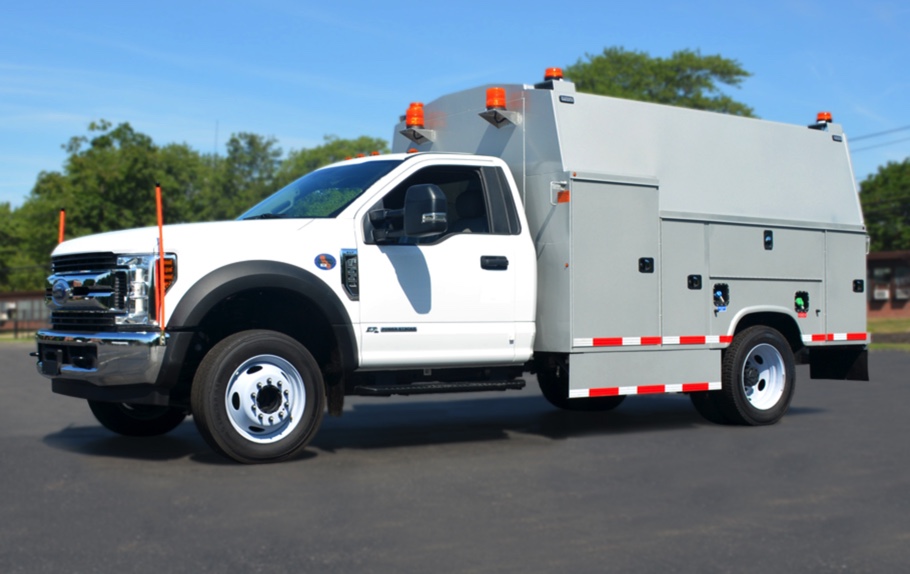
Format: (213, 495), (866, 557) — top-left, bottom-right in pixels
(239, 159), (402, 220)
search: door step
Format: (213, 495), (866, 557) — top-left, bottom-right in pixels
(354, 379), (526, 397)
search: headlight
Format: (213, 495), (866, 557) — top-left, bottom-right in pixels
(115, 253), (177, 326)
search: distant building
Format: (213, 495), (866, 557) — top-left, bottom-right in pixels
(0, 291), (48, 335)
(867, 251), (910, 318)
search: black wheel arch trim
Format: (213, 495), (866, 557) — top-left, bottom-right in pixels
(165, 260), (358, 373)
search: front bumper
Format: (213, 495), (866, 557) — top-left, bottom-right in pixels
(35, 330), (168, 387)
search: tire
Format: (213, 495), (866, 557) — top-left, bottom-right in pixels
(689, 391), (731, 424)
(716, 326), (795, 425)
(191, 330), (325, 464)
(536, 355), (626, 412)
(88, 400), (187, 437)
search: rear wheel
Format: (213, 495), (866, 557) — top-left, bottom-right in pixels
(715, 326), (795, 425)
(536, 355), (625, 411)
(88, 400), (187, 437)
(689, 391), (731, 424)
(191, 330), (325, 464)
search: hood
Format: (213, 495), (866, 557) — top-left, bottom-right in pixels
(52, 219), (315, 257)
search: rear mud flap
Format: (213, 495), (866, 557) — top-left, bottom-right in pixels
(809, 346), (869, 381)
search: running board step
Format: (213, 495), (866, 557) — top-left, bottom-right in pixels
(354, 380), (526, 397)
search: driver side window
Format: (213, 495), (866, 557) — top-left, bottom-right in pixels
(364, 165), (491, 244)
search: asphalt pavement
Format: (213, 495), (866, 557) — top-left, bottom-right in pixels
(1, 339), (908, 573)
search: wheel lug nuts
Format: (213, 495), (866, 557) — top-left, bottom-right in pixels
(268, 416), (274, 423)
(277, 381), (282, 388)
(267, 378), (272, 385)
(283, 389), (289, 396)
(257, 382), (263, 389)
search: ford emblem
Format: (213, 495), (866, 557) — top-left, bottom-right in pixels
(51, 279), (70, 306)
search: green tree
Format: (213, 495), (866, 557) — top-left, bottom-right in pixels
(0, 122), (393, 290)
(205, 133), (282, 220)
(860, 158), (910, 252)
(275, 135), (389, 190)
(565, 47), (755, 117)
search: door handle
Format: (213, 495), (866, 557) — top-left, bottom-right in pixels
(481, 256), (509, 270)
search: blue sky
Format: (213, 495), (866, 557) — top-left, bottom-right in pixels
(2, 0), (908, 208)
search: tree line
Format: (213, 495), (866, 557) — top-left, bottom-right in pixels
(0, 123), (387, 291)
(0, 46), (904, 292)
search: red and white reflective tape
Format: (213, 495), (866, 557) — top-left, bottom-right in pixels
(573, 335), (733, 348)
(801, 332), (868, 343)
(569, 381), (722, 398)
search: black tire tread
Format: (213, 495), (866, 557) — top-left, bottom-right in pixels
(716, 325), (795, 426)
(191, 330), (325, 464)
(88, 400), (187, 437)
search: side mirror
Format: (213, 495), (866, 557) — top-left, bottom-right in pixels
(404, 184), (447, 237)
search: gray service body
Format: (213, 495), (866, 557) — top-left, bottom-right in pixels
(392, 76), (868, 393)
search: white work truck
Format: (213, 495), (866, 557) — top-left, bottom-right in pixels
(35, 69), (869, 463)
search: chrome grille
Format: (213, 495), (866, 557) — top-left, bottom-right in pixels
(49, 252), (126, 331)
(52, 252), (118, 273)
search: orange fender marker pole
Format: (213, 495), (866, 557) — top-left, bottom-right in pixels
(155, 183), (166, 338)
(58, 209), (66, 244)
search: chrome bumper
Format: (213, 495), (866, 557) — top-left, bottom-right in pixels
(35, 330), (168, 387)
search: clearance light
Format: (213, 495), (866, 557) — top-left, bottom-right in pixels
(407, 148), (418, 154)
(406, 102), (425, 129)
(557, 190), (571, 203)
(486, 87), (506, 110)
(479, 86), (520, 128)
(370, 151), (380, 156)
(544, 67), (564, 81)
(808, 111), (835, 131)
(400, 101), (436, 145)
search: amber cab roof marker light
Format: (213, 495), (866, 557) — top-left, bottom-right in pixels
(400, 102), (436, 145)
(817, 111), (833, 123)
(405, 102), (425, 129)
(544, 67), (564, 81)
(486, 87), (506, 110)
(479, 87), (520, 128)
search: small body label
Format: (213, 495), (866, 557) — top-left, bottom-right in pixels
(315, 254), (336, 270)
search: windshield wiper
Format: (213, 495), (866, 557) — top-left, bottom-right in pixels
(242, 213), (286, 220)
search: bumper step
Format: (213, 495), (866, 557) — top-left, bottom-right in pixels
(354, 379), (526, 397)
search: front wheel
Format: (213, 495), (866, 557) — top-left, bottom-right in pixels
(191, 330), (325, 464)
(88, 400), (187, 437)
(716, 326), (795, 425)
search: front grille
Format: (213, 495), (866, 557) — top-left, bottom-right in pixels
(49, 252), (129, 331)
(51, 311), (118, 331)
(52, 252), (118, 274)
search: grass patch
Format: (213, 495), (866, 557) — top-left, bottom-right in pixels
(870, 342), (910, 352)
(0, 332), (36, 343)
(868, 317), (910, 334)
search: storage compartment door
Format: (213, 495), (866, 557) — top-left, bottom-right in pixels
(571, 181), (660, 343)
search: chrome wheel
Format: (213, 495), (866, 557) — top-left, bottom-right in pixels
(224, 354), (307, 444)
(740, 343), (786, 411)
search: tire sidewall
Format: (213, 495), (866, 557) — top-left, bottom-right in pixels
(88, 400), (187, 437)
(192, 330), (325, 463)
(722, 326), (795, 425)
(535, 355), (626, 412)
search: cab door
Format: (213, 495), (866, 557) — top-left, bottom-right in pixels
(356, 161), (531, 368)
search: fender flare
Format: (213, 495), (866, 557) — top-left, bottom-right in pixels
(166, 260), (358, 373)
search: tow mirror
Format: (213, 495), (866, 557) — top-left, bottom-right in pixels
(404, 184), (447, 237)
